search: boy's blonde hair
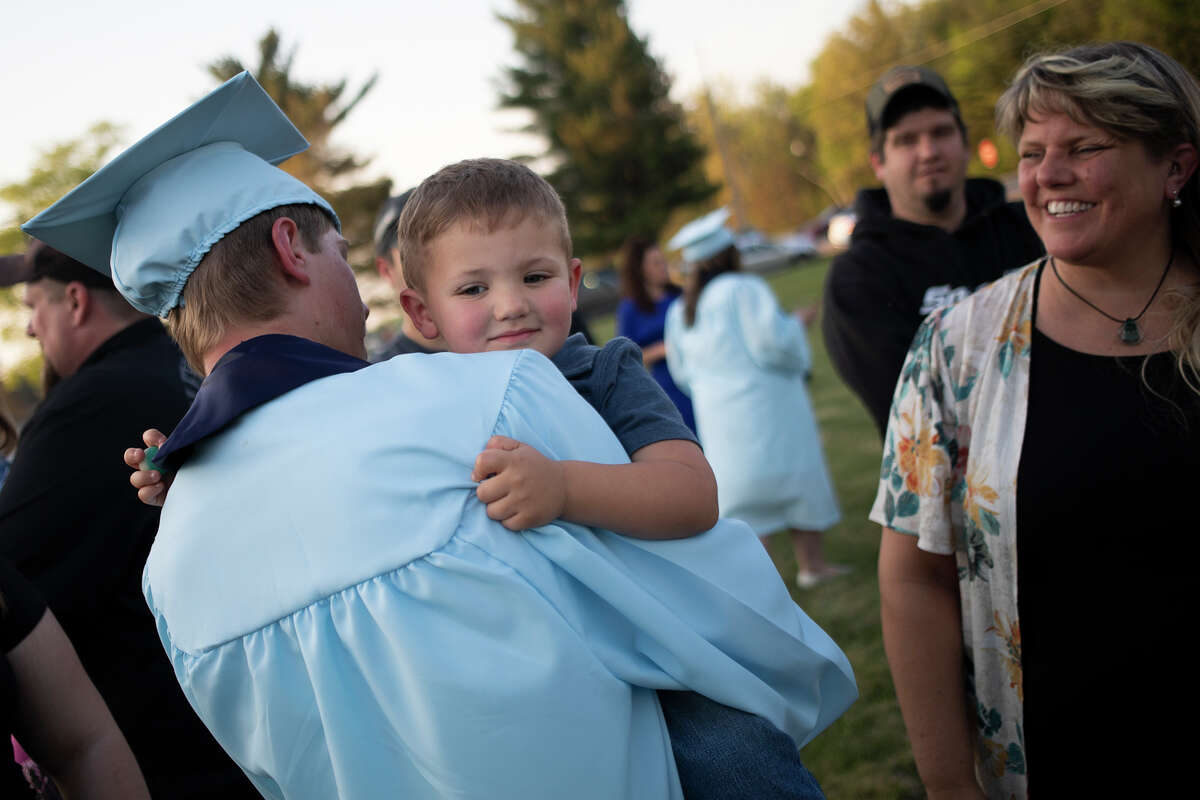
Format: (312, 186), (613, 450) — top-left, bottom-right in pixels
(167, 203), (334, 374)
(397, 158), (572, 291)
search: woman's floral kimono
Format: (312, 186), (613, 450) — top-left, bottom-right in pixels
(871, 261), (1043, 799)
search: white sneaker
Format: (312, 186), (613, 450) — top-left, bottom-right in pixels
(795, 564), (852, 590)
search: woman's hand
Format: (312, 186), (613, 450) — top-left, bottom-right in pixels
(793, 305), (819, 327)
(927, 787), (988, 800)
(879, 528), (982, 797)
(640, 341), (667, 367)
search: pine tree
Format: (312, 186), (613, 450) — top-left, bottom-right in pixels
(209, 30), (390, 265)
(498, 0), (718, 256)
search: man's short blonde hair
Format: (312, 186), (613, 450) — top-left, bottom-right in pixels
(397, 158), (572, 291)
(167, 203), (334, 374)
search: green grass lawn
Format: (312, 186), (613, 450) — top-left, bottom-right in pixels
(589, 258), (922, 799)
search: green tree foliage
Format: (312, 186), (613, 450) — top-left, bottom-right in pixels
(804, 0), (1200, 205)
(497, 0), (718, 256)
(210, 29), (391, 266)
(688, 83), (838, 234)
(0, 121), (124, 338)
(0, 122), (124, 257)
(1091, 0), (1200, 76)
(807, 0), (916, 202)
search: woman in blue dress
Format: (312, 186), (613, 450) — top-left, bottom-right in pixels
(617, 236), (696, 431)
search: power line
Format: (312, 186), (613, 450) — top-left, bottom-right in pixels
(803, 0), (1074, 113)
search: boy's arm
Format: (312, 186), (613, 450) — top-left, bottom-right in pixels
(473, 436), (718, 539)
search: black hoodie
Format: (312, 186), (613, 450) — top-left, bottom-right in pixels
(822, 177), (1044, 436)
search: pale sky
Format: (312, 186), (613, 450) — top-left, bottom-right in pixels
(0, 0), (864, 367)
(1, 0), (862, 194)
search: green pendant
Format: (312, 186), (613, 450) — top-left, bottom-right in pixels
(1120, 318), (1142, 345)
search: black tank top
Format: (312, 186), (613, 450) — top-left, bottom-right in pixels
(1016, 265), (1200, 792)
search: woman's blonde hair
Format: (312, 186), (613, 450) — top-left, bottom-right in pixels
(996, 42), (1200, 393)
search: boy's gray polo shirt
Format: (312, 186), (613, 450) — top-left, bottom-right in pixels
(551, 333), (699, 456)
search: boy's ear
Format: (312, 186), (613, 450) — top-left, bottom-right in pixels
(270, 217), (312, 286)
(399, 288), (441, 340)
(567, 258), (583, 311)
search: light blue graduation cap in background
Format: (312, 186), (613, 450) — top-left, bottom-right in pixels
(666, 206), (734, 267)
(22, 72), (339, 317)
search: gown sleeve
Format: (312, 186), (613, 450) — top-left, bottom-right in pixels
(733, 276), (809, 375)
(663, 300), (693, 396)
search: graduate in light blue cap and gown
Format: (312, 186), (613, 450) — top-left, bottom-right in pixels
(25, 73), (856, 800)
(664, 209), (847, 590)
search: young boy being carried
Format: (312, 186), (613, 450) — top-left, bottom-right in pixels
(131, 158), (830, 798)
(400, 158), (827, 798)
(397, 159), (717, 541)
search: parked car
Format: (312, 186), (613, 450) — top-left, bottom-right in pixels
(776, 231), (818, 260)
(738, 241), (793, 273)
(733, 227), (819, 272)
(730, 228), (795, 273)
(734, 229), (770, 249)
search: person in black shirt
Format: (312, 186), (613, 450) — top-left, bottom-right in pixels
(822, 66), (1044, 435)
(0, 244), (256, 798)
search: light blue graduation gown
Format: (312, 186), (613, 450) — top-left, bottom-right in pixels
(144, 347), (856, 799)
(665, 274), (841, 534)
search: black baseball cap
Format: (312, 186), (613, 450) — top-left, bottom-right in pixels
(866, 65), (961, 136)
(373, 189), (415, 256)
(0, 240), (117, 290)
(0, 253), (27, 287)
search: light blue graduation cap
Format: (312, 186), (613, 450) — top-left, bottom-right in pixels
(667, 206), (734, 266)
(22, 71), (339, 317)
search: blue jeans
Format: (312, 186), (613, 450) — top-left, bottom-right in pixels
(657, 690), (825, 800)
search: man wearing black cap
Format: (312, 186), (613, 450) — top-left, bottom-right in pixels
(822, 65), (1044, 436)
(370, 190), (443, 361)
(0, 244), (256, 798)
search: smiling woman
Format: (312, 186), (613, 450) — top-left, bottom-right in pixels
(874, 42), (1200, 798)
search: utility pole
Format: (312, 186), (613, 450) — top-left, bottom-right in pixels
(701, 85), (749, 229)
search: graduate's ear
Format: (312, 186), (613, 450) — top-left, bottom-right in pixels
(399, 288), (441, 340)
(269, 217), (312, 286)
